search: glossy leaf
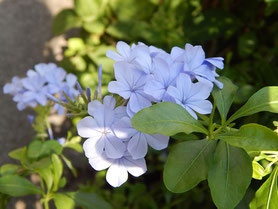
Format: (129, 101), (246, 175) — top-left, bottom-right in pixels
(52, 9), (82, 35)
(36, 167), (53, 191)
(27, 140), (63, 159)
(250, 165), (278, 209)
(74, 0), (101, 17)
(67, 192), (112, 209)
(54, 193), (75, 209)
(131, 102), (208, 136)
(163, 139), (216, 193)
(208, 141), (252, 209)
(217, 124), (278, 151)
(52, 154), (63, 192)
(227, 87), (278, 123)
(212, 76), (238, 121)
(8, 147), (26, 161)
(0, 175), (41, 196)
(0, 164), (20, 176)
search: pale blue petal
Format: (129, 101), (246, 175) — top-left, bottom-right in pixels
(144, 80), (165, 101)
(113, 117), (137, 140)
(205, 57), (224, 69)
(106, 50), (123, 61)
(105, 134), (126, 159)
(106, 159), (128, 187)
(88, 153), (113, 171)
(184, 44), (205, 70)
(103, 95), (116, 109)
(187, 100), (213, 115)
(127, 132), (148, 159)
(108, 81), (131, 99)
(77, 116), (102, 138)
(124, 156), (147, 177)
(145, 134), (169, 150)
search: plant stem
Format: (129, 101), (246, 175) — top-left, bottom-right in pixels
(45, 117), (53, 140)
(208, 101), (217, 139)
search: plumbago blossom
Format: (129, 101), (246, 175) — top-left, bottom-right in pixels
(77, 41), (224, 187)
(3, 63), (79, 114)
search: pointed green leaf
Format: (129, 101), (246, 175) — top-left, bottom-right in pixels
(66, 192), (112, 209)
(227, 86), (278, 123)
(217, 124), (278, 151)
(208, 141), (252, 209)
(212, 76), (238, 121)
(163, 139), (216, 193)
(54, 193), (75, 209)
(131, 102), (208, 136)
(36, 167), (53, 191)
(0, 175), (41, 196)
(52, 154), (63, 192)
(0, 164), (20, 176)
(8, 147), (26, 161)
(52, 9), (82, 36)
(250, 165), (278, 209)
(74, 0), (101, 17)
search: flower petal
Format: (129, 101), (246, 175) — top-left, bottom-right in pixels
(88, 153), (113, 171)
(123, 156), (147, 177)
(145, 134), (169, 150)
(77, 116), (101, 138)
(106, 159), (128, 187)
(128, 132), (148, 159)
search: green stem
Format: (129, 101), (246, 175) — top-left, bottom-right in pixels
(43, 199), (49, 209)
(45, 117), (53, 140)
(208, 101), (217, 139)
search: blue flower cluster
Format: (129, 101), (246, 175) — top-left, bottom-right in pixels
(3, 63), (79, 114)
(77, 41), (224, 187)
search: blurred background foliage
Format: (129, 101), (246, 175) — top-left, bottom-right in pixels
(52, 0), (278, 208)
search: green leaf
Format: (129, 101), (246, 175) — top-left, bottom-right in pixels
(66, 191), (112, 209)
(74, 0), (101, 17)
(61, 155), (77, 177)
(208, 141), (252, 209)
(54, 193), (75, 209)
(250, 165), (278, 209)
(0, 164), (20, 176)
(163, 139), (216, 193)
(227, 87), (278, 124)
(27, 140), (43, 159)
(41, 140), (63, 156)
(27, 140), (63, 159)
(83, 18), (107, 34)
(170, 133), (199, 141)
(8, 147), (26, 161)
(52, 9), (82, 35)
(0, 175), (41, 196)
(252, 161), (266, 180)
(52, 154), (63, 192)
(27, 157), (51, 170)
(217, 124), (278, 151)
(131, 102), (208, 136)
(36, 167), (53, 191)
(212, 76), (238, 121)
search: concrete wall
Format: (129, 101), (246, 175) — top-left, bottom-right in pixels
(0, 0), (73, 208)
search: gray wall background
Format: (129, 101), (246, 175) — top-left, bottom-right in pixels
(0, 0), (73, 208)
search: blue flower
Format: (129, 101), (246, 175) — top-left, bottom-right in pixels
(77, 96), (126, 159)
(108, 62), (152, 117)
(171, 44), (224, 88)
(87, 150), (147, 187)
(144, 57), (182, 102)
(167, 73), (213, 119)
(106, 41), (137, 63)
(21, 74), (48, 106)
(113, 116), (169, 160)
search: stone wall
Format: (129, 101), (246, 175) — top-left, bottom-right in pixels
(0, 0), (73, 208)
